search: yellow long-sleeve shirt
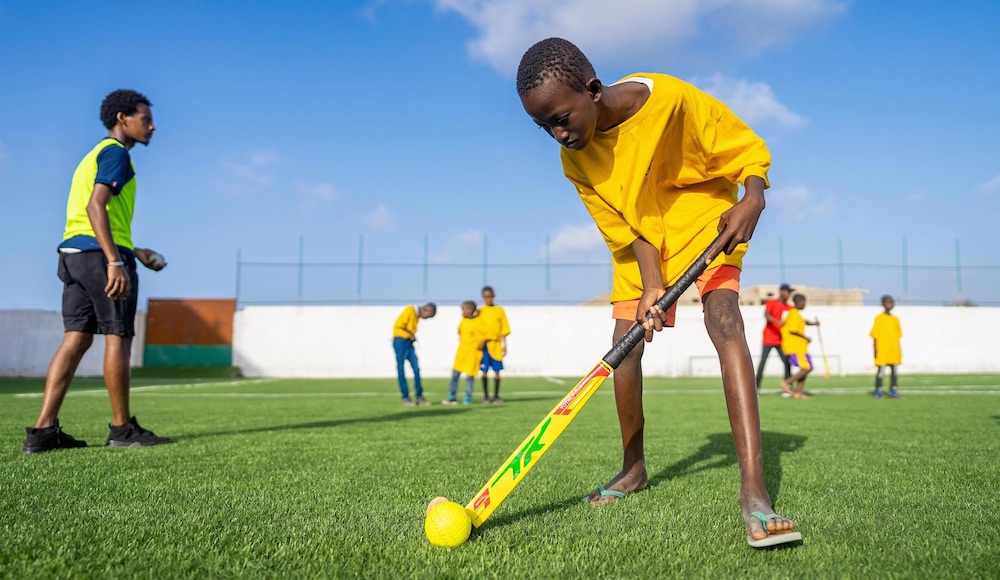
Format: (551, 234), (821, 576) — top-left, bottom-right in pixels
(560, 73), (771, 301)
(392, 305), (420, 340)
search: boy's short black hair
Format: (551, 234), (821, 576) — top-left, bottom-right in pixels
(423, 302), (437, 316)
(792, 293), (807, 304)
(461, 300), (477, 310)
(100, 89), (151, 130)
(881, 294), (894, 303)
(481, 286), (494, 295)
(516, 37), (595, 96)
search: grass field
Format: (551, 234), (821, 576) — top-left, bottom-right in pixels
(2, 373), (998, 578)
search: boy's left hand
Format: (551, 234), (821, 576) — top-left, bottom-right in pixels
(636, 286), (668, 342)
(718, 176), (766, 255)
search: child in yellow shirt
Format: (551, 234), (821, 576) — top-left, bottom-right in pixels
(392, 303), (436, 406)
(443, 301), (485, 405)
(478, 286), (511, 403)
(780, 294), (819, 399)
(517, 37), (799, 548)
(870, 295), (902, 399)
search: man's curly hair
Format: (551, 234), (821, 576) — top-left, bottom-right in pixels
(516, 38), (595, 97)
(100, 89), (152, 129)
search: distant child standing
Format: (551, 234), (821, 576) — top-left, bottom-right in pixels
(870, 294), (902, 399)
(780, 294), (819, 399)
(755, 283), (794, 391)
(392, 303), (436, 406)
(517, 37), (799, 547)
(443, 301), (485, 405)
(478, 286), (511, 404)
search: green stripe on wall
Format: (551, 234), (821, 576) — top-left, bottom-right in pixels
(143, 345), (233, 367)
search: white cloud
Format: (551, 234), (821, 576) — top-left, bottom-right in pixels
(249, 149), (281, 166)
(217, 150), (283, 195)
(297, 182), (338, 210)
(433, 0), (846, 74)
(694, 74), (805, 129)
(977, 174), (1000, 196)
(367, 203), (395, 232)
(768, 184), (836, 222)
(430, 229), (484, 263)
(544, 222), (605, 259)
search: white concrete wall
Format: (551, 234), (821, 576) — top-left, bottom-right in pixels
(0, 310), (146, 377)
(4, 305), (995, 378)
(231, 304), (1000, 378)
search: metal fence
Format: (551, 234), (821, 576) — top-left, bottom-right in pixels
(234, 236), (1000, 307)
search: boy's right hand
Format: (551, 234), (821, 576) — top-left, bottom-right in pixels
(636, 286), (668, 342)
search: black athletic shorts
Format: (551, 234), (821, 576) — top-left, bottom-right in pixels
(58, 250), (138, 337)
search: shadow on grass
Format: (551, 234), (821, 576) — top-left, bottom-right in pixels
(648, 431), (806, 502)
(175, 408), (471, 441)
(473, 431), (805, 532)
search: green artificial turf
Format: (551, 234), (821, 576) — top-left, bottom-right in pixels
(1, 374), (998, 578)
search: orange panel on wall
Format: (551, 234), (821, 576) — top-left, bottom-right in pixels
(145, 299), (236, 346)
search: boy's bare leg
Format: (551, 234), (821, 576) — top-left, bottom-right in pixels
(703, 290), (796, 541)
(104, 335), (133, 426)
(587, 319), (648, 504)
(36, 331), (94, 428)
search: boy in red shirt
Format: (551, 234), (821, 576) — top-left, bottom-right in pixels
(755, 283), (793, 394)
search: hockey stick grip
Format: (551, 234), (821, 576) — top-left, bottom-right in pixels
(603, 232), (727, 369)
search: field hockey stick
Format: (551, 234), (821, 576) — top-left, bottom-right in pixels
(465, 232), (727, 528)
(816, 323), (831, 378)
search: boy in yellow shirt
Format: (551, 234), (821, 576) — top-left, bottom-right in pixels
(392, 303), (436, 406)
(780, 294), (819, 400)
(870, 295), (902, 399)
(478, 286), (511, 404)
(443, 301), (486, 405)
(517, 37), (799, 547)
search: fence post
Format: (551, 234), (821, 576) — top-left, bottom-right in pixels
(545, 234), (551, 293)
(356, 234), (364, 303)
(779, 237), (786, 283)
(837, 237), (844, 289)
(297, 234), (304, 304)
(955, 238), (963, 299)
(902, 237), (908, 303)
(482, 236), (489, 287)
(235, 249), (242, 306)
(423, 234), (429, 297)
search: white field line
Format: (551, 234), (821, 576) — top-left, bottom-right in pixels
(545, 377), (567, 385)
(39, 385), (998, 399)
(12, 378), (277, 398)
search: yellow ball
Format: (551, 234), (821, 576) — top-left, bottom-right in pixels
(424, 501), (472, 547)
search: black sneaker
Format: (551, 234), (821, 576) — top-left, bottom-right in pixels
(21, 420), (88, 454)
(106, 416), (171, 447)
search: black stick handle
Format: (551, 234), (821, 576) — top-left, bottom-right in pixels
(603, 233), (727, 369)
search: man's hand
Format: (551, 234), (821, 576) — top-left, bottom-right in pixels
(718, 176), (766, 255)
(105, 262), (130, 299)
(636, 286), (668, 343)
(134, 248), (167, 271)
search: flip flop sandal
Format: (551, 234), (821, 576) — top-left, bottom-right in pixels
(747, 511), (803, 548)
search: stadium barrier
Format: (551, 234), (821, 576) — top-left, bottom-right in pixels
(0, 310), (145, 376)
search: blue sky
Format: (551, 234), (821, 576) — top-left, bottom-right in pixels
(1, 0), (998, 309)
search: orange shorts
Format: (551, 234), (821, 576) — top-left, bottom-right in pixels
(611, 265), (741, 324)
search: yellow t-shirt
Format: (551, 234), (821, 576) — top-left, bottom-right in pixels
(453, 316), (486, 376)
(478, 304), (510, 361)
(392, 305), (420, 340)
(780, 308), (808, 356)
(870, 313), (902, 366)
(560, 73), (771, 301)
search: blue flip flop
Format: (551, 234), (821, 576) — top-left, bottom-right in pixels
(585, 484), (627, 504)
(747, 511), (803, 548)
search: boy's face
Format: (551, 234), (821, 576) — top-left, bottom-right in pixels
(462, 305), (475, 318)
(120, 103), (155, 145)
(793, 297), (806, 309)
(883, 297), (894, 311)
(482, 289), (495, 306)
(420, 306), (436, 319)
(520, 78), (600, 151)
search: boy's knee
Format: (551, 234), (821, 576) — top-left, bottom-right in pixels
(705, 300), (743, 338)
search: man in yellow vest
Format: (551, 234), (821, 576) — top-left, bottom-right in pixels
(22, 90), (170, 454)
